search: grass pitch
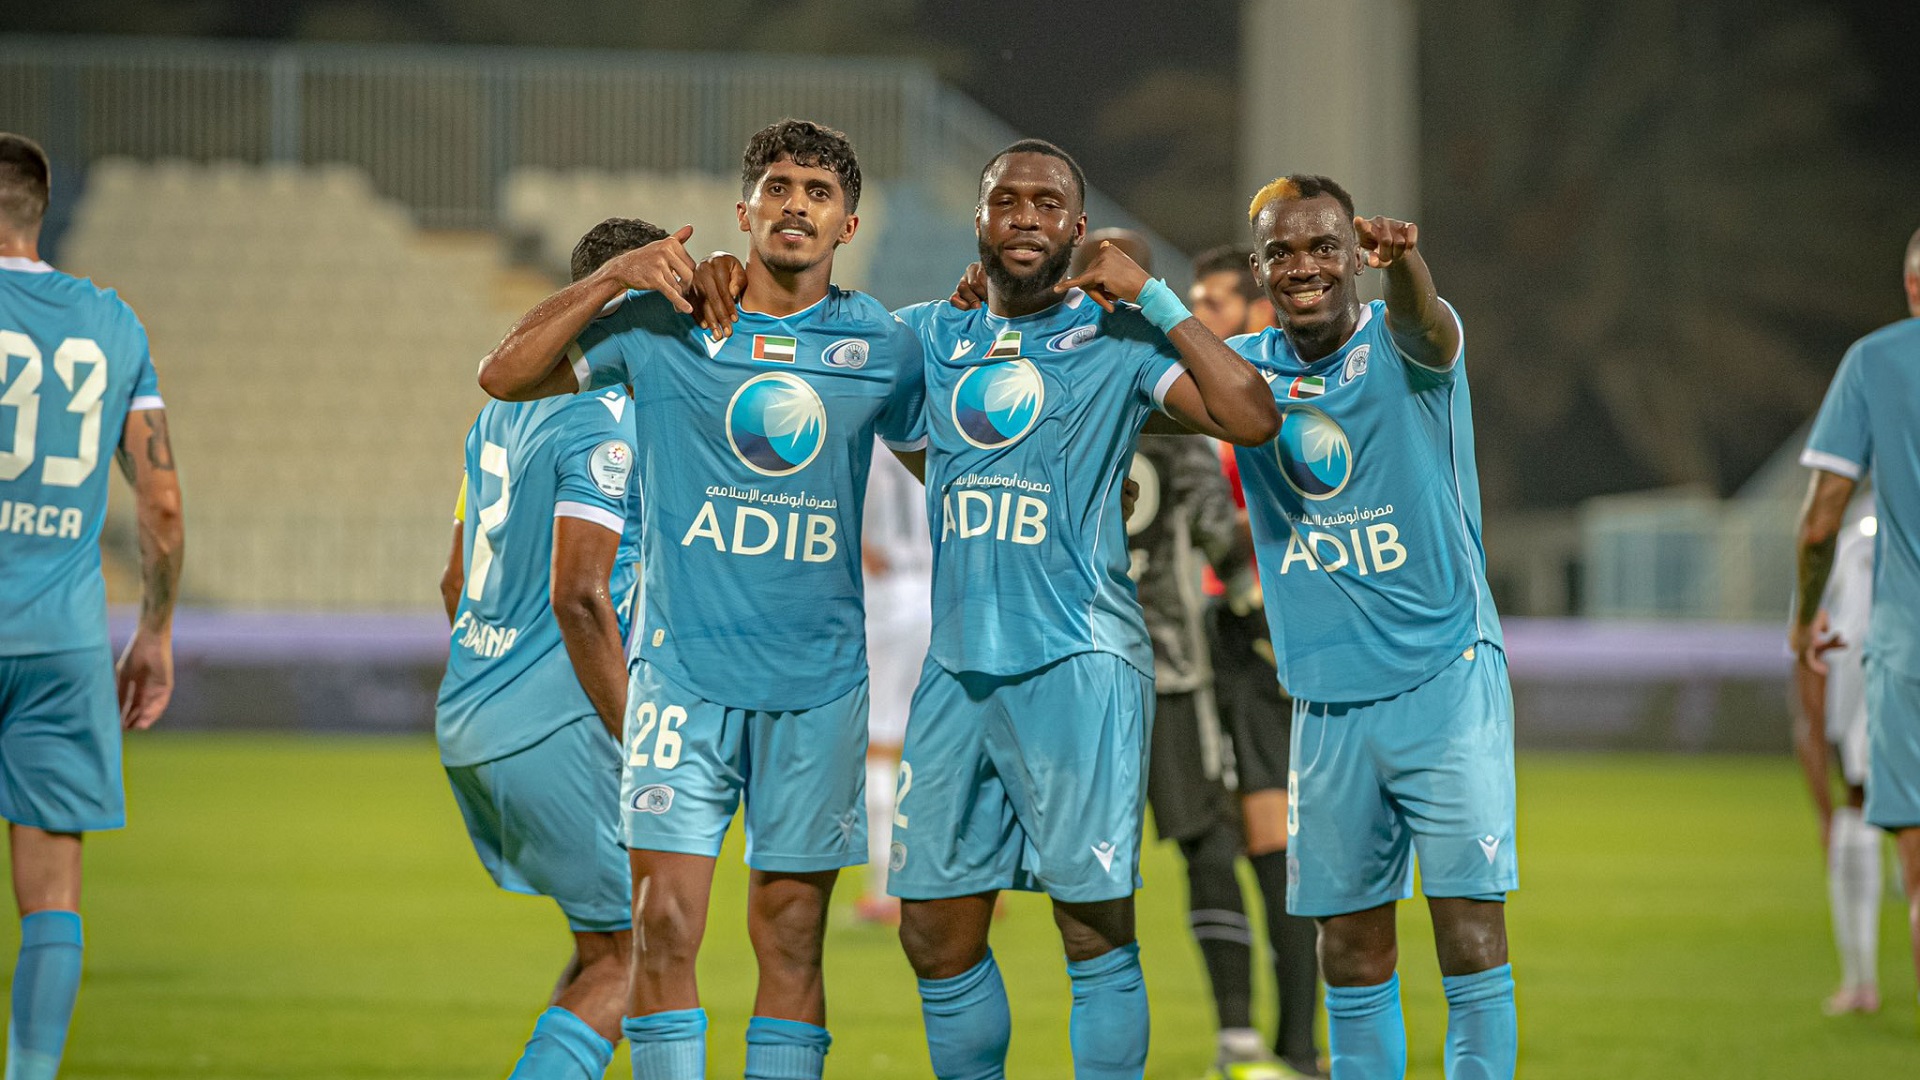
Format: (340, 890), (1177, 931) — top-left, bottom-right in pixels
(3, 738), (1916, 1078)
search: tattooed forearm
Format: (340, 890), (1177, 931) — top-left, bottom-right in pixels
(142, 411), (176, 471)
(1795, 535), (1837, 629)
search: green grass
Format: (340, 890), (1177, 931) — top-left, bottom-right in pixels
(3, 738), (1916, 1078)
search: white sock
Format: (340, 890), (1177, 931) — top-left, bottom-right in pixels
(865, 757), (897, 897)
(1829, 806), (1881, 990)
(1217, 1026), (1266, 1063)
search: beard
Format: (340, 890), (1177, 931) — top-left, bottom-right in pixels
(979, 232), (1075, 306)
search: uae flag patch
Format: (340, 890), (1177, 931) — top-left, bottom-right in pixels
(1287, 375), (1326, 399)
(752, 335), (797, 363)
(985, 330), (1023, 358)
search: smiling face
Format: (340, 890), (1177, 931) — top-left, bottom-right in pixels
(738, 154), (857, 275)
(1251, 193), (1364, 357)
(975, 151), (1085, 310)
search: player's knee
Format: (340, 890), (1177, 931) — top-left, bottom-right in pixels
(1317, 912), (1397, 986)
(1179, 825), (1244, 910)
(1052, 899), (1135, 963)
(1429, 899), (1508, 976)
(898, 905), (986, 980)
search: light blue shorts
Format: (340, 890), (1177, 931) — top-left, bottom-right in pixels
(0, 646), (125, 833)
(446, 715), (631, 933)
(1865, 659), (1920, 830)
(1288, 643), (1517, 918)
(888, 652), (1154, 904)
(620, 660), (869, 873)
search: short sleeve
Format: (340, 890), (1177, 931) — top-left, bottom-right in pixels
(1127, 314), (1187, 412)
(567, 290), (676, 394)
(1803, 342), (1871, 480)
(125, 308), (164, 411)
(1392, 298), (1466, 384)
(552, 401), (634, 535)
(875, 317), (928, 450)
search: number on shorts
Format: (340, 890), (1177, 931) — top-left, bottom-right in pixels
(892, 761), (913, 829)
(628, 701), (687, 770)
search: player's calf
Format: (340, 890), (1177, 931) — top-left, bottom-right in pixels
(745, 869), (836, 1023)
(628, 851), (716, 1015)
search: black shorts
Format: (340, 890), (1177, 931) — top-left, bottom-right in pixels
(1212, 603), (1292, 795)
(1147, 691), (1239, 842)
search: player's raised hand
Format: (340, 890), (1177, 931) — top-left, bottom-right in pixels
(115, 628), (174, 731)
(1055, 240), (1151, 311)
(690, 252), (748, 338)
(1354, 215), (1419, 269)
(603, 225), (698, 314)
(948, 262), (988, 310)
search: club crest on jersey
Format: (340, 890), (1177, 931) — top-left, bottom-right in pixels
(952, 358), (1044, 449)
(821, 338), (869, 369)
(984, 330), (1022, 358)
(1275, 406), (1352, 500)
(1048, 325), (1098, 352)
(1286, 375), (1326, 399)
(727, 372), (826, 476)
(631, 784), (674, 814)
(751, 334), (797, 364)
(1342, 343), (1370, 384)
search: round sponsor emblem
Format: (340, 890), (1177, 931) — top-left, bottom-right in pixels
(726, 372), (827, 477)
(590, 440), (633, 497)
(1274, 406), (1352, 501)
(888, 841), (907, 872)
(1342, 343), (1370, 384)
(822, 338), (869, 369)
(631, 784), (675, 814)
(951, 359), (1045, 449)
(1048, 325), (1098, 352)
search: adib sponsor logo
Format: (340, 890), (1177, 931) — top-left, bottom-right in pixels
(1274, 406), (1352, 500)
(727, 372), (826, 477)
(951, 359), (1044, 450)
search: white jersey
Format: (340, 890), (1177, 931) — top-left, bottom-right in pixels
(864, 444), (931, 745)
(1823, 507), (1876, 783)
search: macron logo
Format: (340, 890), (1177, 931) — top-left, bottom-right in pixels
(1478, 835), (1501, 864)
(949, 339), (975, 361)
(598, 390), (627, 422)
(1090, 841), (1117, 872)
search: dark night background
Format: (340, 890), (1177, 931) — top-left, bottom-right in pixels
(6, 0), (1916, 509)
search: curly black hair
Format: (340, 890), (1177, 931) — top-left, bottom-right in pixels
(570, 216), (670, 282)
(740, 119), (862, 214)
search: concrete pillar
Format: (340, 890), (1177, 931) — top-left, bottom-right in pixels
(1239, 0), (1420, 225)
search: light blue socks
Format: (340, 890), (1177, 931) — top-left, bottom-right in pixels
(1065, 942), (1149, 1080)
(1325, 973), (1407, 1080)
(917, 950), (1011, 1080)
(626, 1007), (706, 1080)
(1442, 964), (1517, 1080)
(508, 1006), (615, 1080)
(743, 1016), (830, 1079)
(7, 911), (84, 1080)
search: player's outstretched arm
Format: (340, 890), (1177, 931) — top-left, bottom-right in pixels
(1791, 469), (1855, 670)
(1358, 215), (1461, 370)
(1059, 244), (1280, 446)
(114, 408), (184, 731)
(479, 225), (697, 401)
(551, 517), (627, 742)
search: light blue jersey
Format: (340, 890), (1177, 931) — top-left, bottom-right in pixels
(1232, 299), (1501, 703)
(1804, 317), (1920, 679)
(573, 286), (926, 711)
(0, 258), (163, 657)
(895, 290), (1185, 678)
(435, 388), (641, 767)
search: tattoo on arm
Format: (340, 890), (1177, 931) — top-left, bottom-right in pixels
(142, 411), (176, 471)
(1795, 537), (1837, 630)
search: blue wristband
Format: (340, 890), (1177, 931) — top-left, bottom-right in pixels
(1135, 277), (1192, 334)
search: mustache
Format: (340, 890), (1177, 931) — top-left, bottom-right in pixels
(770, 217), (816, 236)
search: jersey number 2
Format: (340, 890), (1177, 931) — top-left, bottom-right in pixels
(0, 331), (109, 485)
(464, 441), (511, 602)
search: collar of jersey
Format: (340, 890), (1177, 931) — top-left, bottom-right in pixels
(981, 287), (1091, 330)
(0, 256), (53, 274)
(737, 285), (834, 325)
(1264, 301), (1374, 374)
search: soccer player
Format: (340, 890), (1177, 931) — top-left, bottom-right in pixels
(477, 119), (926, 1080)
(1231, 174), (1516, 1080)
(1191, 245), (1324, 1077)
(1792, 224), (1920, 1023)
(888, 140), (1278, 1080)
(434, 217), (657, 1080)
(856, 442), (932, 925)
(0, 132), (183, 1080)
(1793, 498), (1883, 1015)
